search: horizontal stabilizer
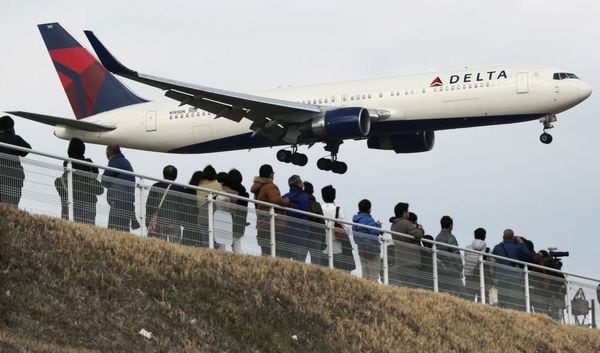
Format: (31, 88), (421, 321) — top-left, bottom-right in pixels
(6, 111), (116, 132)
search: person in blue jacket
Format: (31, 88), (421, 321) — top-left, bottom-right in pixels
(491, 229), (534, 310)
(283, 174), (310, 261)
(101, 145), (139, 232)
(352, 199), (382, 282)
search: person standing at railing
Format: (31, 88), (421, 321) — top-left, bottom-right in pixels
(321, 185), (355, 272)
(491, 229), (533, 310)
(388, 202), (425, 288)
(250, 164), (289, 257)
(283, 175), (310, 261)
(182, 171), (203, 247)
(463, 228), (490, 302)
(352, 199), (382, 282)
(145, 165), (186, 242)
(196, 165), (224, 248)
(101, 145), (139, 232)
(435, 216), (465, 297)
(302, 181), (326, 266)
(222, 169), (249, 254)
(0, 116), (31, 207)
(55, 138), (103, 224)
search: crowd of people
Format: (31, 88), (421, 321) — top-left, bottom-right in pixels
(0, 117), (570, 319)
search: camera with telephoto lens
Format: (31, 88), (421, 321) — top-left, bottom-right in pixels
(543, 247), (569, 270)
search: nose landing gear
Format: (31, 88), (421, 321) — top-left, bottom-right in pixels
(539, 114), (556, 144)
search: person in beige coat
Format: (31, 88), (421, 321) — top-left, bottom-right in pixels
(389, 202), (425, 287)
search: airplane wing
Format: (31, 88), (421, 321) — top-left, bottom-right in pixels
(84, 30), (321, 139)
(6, 111), (116, 132)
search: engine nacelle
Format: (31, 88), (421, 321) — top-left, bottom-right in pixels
(301, 107), (374, 139)
(367, 131), (435, 153)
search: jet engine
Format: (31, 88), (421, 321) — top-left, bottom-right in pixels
(301, 107), (375, 139)
(367, 131), (435, 153)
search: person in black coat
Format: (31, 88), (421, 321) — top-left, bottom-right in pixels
(55, 138), (103, 224)
(181, 170), (204, 247)
(146, 165), (186, 242)
(0, 116), (31, 207)
(222, 169), (249, 253)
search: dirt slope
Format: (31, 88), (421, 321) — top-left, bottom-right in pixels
(0, 206), (598, 353)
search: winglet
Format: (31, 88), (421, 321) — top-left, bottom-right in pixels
(83, 30), (137, 77)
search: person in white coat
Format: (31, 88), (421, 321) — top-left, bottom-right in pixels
(464, 227), (489, 302)
(320, 185), (355, 272)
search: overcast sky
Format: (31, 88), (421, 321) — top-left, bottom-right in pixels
(1, 1), (599, 282)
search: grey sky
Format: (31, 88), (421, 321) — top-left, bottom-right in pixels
(1, 0), (599, 279)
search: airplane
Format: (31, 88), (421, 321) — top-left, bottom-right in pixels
(8, 22), (592, 174)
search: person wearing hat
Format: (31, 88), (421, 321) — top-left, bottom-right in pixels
(0, 115), (31, 207)
(250, 164), (289, 256)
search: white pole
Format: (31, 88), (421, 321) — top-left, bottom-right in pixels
(270, 207), (276, 257)
(208, 193), (214, 249)
(66, 161), (74, 222)
(326, 221), (334, 269)
(382, 240), (389, 286)
(565, 276), (573, 324)
(432, 244), (439, 293)
(524, 265), (531, 313)
(139, 177), (146, 236)
(479, 254), (486, 304)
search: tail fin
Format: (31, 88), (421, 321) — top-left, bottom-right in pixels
(38, 23), (146, 119)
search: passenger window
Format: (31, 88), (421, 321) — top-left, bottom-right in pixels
(404, 91), (408, 95)
(368, 93), (372, 99)
(350, 96), (354, 101)
(362, 94), (366, 99)
(318, 99), (322, 104)
(422, 88), (426, 93)
(451, 86), (455, 90)
(379, 92), (383, 98)
(468, 84), (472, 89)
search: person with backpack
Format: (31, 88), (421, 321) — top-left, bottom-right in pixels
(283, 175), (310, 261)
(302, 181), (326, 266)
(388, 202), (425, 288)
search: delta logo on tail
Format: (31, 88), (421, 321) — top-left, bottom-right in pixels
(430, 77), (443, 87)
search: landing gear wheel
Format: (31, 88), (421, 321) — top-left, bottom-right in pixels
(317, 158), (332, 171)
(291, 153), (308, 166)
(331, 161), (348, 174)
(540, 133), (553, 144)
(276, 149), (292, 163)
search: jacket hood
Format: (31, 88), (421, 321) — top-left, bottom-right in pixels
(470, 239), (487, 251)
(250, 177), (272, 193)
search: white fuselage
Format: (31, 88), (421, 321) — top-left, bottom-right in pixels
(54, 65), (591, 153)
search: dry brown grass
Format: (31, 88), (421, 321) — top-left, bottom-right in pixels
(0, 205), (598, 353)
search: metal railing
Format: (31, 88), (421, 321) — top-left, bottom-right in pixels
(0, 141), (598, 328)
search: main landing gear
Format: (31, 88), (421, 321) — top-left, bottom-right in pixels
(317, 142), (348, 174)
(276, 146), (308, 166)
(539, 114), (556, 144)
(275, 142), (348, 174)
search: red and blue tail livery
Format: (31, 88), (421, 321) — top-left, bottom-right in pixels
(38, 23), (145, 119)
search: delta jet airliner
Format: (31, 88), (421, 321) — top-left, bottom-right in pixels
(8, 23), (592, 174)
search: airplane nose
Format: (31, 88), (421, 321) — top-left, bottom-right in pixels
(578, 81), (592, 100)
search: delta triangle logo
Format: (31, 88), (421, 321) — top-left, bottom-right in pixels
(430, 76), (443, 87)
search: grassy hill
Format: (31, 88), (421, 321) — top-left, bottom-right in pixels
(0, 206), (598, 353)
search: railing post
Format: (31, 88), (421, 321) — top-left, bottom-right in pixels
(208, 192), (214, 249)
(565, 276), (572, 324)
(326, 220), (334, 269)
(138, 177), (146, 236)
(524, 264), (531, 313)
(479, 253), (486, 304)
(382, 236), (390, 286)
(432, 243), (439, 293)
(269, 206), (276, 257)
(66, 160), (74, 222)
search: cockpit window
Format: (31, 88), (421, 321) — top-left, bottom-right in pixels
(553, 72), (579, 80)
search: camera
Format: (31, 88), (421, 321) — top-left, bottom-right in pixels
(543, 247), (569, 271)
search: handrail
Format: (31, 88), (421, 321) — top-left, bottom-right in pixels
(0, 140), (598, 284)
